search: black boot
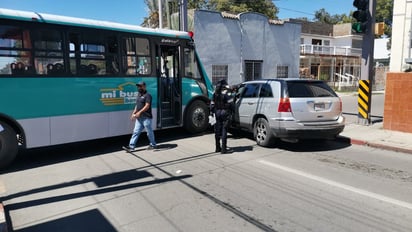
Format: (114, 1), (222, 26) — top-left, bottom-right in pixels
(215, 139), (221, 153)
(221, 141), (232, 154)
(221, 142), (227, 154)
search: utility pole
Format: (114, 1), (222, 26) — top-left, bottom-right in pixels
(179, 0), (188, 31)
(158, 0), (163, 28)
(352, 0), (376, 125)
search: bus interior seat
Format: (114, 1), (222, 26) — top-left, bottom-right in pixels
(54, 63), (64, 74)
(46, 63), (54, 74)
(11, 62), (26, 75)
(79, 65), (88, 75)
(88, 64), (97, 74)
(47, 63), (65, 75)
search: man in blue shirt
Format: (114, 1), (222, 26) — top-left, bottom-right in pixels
(123, 81), (157, 152)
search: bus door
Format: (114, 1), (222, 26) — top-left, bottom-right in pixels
(157, 45), (182, 128)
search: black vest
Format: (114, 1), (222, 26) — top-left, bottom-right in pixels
(214, 93), (229, 110)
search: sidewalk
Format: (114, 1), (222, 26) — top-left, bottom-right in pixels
(339, 121), (412, 155)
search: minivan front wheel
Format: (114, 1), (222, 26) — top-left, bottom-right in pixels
(253, 118), (274, 147)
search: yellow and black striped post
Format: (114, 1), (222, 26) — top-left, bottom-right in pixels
(358, 80), (371, 124)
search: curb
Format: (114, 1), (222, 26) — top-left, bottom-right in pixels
(337, 136), (412, 155)
(0, 203), (6, 232)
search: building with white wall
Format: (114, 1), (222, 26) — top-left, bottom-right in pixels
(192, 10), (301, 85)
(390, 0), (412, 71)
(296, 20), (363, 88)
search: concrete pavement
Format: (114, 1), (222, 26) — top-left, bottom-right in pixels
(339, 121), (412, 155)
(1, 118), (411, 231)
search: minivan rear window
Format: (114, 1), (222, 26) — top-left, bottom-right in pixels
(287, 81), (337, 98)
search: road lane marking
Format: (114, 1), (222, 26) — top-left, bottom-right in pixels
(258, 160), (412, 210)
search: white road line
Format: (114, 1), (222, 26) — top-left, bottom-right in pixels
(258, 160), (412, 210)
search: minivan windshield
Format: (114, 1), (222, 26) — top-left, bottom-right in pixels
(287, 81), (337, 98)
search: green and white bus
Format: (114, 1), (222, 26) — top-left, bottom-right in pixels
(0, 8), (213, 168)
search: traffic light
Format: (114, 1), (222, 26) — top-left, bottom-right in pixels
(375, 22), (385, 36)
(352, 0), (370, 33)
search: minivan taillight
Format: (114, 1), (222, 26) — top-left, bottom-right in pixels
(278, 98), (291, 112)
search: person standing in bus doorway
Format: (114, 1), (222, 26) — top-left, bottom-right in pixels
(210, 79), (234, 154)
(123, 81), (157, 152)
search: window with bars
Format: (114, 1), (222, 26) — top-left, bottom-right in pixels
(212, 64), (228, 84)
(244, 60), (262, 81)
(277, 65), (289, 78)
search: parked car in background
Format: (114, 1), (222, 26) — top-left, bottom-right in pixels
(231, 79), (345, 147)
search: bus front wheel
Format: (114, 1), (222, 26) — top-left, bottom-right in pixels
(0, 122), (18, 169)
(184, 100), (209, 133)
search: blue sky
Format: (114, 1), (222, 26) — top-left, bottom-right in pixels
(0, 0), (354, 25)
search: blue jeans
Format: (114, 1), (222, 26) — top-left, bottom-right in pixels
(129, 117), (156, 148)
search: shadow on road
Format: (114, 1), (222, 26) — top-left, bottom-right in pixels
(1, 168), (191, 232)
(275, 139), (351, 152)
(229, 129), (351, 152)
(2, 128), (212, 174)
(14, 209), (117, 232)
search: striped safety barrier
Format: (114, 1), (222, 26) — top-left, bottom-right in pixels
(358, 80), (371, 120)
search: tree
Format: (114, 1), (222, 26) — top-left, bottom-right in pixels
(314, 8), (351, 24)
(207, 0), (278, 19)
(142, 0), (279, 28)
(142, 0), (160, 28)
(375, 0), (393, 36)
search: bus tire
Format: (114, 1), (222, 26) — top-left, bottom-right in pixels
(0, 122), (18, 169)
(184, 100), (209, 133)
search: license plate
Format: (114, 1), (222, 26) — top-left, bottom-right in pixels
(314, 103), (325, 111)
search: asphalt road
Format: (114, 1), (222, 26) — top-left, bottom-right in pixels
(1, 125), (411, 232)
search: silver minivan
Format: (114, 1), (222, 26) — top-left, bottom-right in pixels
(232, 79), (345, 146)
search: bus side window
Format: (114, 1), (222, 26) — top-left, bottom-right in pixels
(0, 25), (33, 76)
(122, 37), (151, 76)
(33, 29), (64, 75)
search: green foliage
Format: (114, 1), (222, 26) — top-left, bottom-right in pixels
(208, 0), (278, 19)
(375, 0), (393, 36)
(314, 8), (352, 24)
(142, 0), (279, 28)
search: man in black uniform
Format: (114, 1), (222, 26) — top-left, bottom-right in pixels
(210, 79), (233, 154)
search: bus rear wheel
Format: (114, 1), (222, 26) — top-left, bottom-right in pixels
(184, 100), (209, 133)
(0, 122), (18, 169)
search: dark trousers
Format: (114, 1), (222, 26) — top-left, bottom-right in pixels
(215, 109), (229, 150)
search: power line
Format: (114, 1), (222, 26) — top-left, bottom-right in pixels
(278, 7), (315, 17)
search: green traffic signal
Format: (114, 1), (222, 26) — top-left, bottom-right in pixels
(352, 0), (370, 34)
(352, 22), (367, 33)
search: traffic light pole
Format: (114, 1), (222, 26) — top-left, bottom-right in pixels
(358, 0), (376, 125)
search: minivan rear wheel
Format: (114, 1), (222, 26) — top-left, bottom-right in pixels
(253, 118), (274, 147)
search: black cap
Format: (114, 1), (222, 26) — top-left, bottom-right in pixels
(136, 81), (146, 86)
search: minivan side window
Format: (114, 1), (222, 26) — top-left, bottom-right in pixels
(259, 83), (273, 97)
(242, 83), (260, 98)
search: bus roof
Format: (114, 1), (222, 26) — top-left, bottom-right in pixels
(0, 8), (191, 39)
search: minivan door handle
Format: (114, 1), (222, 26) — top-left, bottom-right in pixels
(247, 102), (255, 105)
